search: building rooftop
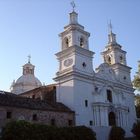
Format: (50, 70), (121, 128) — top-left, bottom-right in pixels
(0, 91), (73, 113)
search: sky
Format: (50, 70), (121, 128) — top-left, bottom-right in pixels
(0, 0), (140, 91)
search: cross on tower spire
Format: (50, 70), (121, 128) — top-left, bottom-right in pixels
(71, 1), (76, 12)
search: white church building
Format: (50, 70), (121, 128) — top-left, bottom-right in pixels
(54, 9), (136, 139)
(10, 8), (136, 140)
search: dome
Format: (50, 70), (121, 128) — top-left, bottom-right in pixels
(11, 57), (42, 94)
(16, 74), (42, 86)
(11, 74), (42, 94)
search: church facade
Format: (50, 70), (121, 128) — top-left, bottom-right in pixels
(54, 10), (136, 139)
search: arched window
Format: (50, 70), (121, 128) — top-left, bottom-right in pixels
(66, 38), (69, 46)
(107, 90), (112, 103)
(85, 100), (88, 107)
(80, 37), (84, 47)
(63, 37), (69, 48)
(108, 112), (116, 126)
(120, 55), (123, 64)
(108, 56), (111, 64)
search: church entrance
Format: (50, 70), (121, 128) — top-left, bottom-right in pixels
(108, 112), (116, 126)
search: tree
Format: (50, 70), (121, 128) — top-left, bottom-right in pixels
(133, 61), (140, 118)
(135, 94), (140, 118)
(131, 122), (140, 139)
(133, 61), (140, 91)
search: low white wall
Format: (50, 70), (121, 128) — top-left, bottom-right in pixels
(93, 126), (111, 140)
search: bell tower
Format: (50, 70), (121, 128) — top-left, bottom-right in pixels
(54, 5), (95, 126)
(101, 23), (132, 85)
(55, 8), (94, 77)
(61, 11), (90, 50)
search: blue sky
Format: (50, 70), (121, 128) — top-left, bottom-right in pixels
(0, 0), (140, 91)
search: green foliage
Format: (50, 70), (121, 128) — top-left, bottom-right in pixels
(136, 106), (140, 118)
(58, 126), (96, 140)
(108, 126), (125, 140)
(135, 95), (140, 106)
(131, 122), (140, 139)
(1, 120), (96, 140)
(133, 76), (140, 91)
(133, 61), (140, 91)
(135, 95), (140, 118)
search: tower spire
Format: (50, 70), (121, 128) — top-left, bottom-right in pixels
(69, 1), (78, 24)
(108, 21), (117, 44)
(28, 55), (31, 63)
(108, 20), (113, 33)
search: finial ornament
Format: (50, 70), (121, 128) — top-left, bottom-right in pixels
(71, 1), (76, 11)
(28, 55), (31, 63)
(108, 21), (117, 44)
(108, 20), (113, 33)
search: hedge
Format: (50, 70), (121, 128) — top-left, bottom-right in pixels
(0, 120), (96, 140)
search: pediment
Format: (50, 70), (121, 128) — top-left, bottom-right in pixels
(95, 63), (117, 81)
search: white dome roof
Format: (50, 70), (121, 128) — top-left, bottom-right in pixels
(16, 74), (42, 86)
(11, 59), (42, 94)
(11, 74), (42, 94)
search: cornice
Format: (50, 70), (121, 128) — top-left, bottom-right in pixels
(54, 70), (94, 84)
(101, 44), (126, 55)
(59, 24), (90, 37)
(93, 75), (134, 93)
(55, 45), (94, 60)
(55, 69), (134, 93)
(92, 102), (128, 111)
(110, 63), (132, 71)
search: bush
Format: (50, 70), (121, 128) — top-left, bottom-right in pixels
(108, 126), (125, 140)
(1, 120), (96, 140)
(58, 126), (96, 140)
(131, 122), (140, 139)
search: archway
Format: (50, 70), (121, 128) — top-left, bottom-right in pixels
(108, 112), (116, 126)
(107, 89), (112, 103)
